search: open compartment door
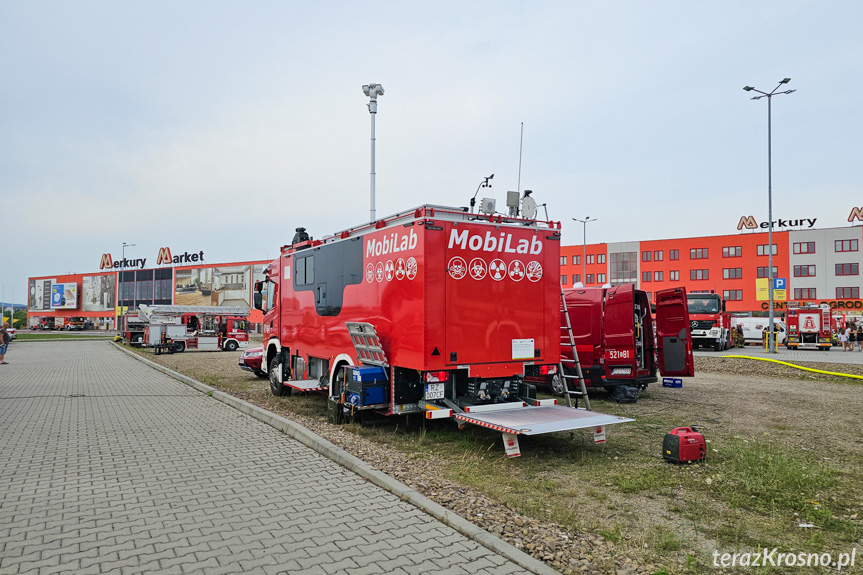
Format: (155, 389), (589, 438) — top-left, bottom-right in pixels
(655, 288), (694, 377)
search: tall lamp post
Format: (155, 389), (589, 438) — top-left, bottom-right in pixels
(572, 217), (597, 284)
(743, 79), (795, 353)
(362, 83), (384, 223)
(121, 242), (135, 324)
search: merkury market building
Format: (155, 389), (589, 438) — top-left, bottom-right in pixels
(26, 211), (863, 329)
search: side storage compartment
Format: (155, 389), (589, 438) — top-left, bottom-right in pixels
(344, 366), (390, 410)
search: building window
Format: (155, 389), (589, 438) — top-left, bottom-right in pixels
(560, 256), (567, 266)
(793, 265), (816, 277)
(642, 251), (651, 262)
(757, 244), (778, 256)
(722, 246), (742, 258)
(654, 271), (663, 282)
(573, 255), (581, 265)
(654, 250), (663, 261)
(642, 271), (651, 282)
(794, 288), (816, 299)
(669, 249), (679, 261)
(836, 287), (860, 298)
(597, 254), (606, 264)
(793, 242), (815, 254)
(757, 266), (778, 278)
(646, 292), (652, 300)
(586, 274), (594, 284)
(597, 273), (606, 283)
(723, 268), (743, 279)
(586, 255), (594, 265)
(690, 269), (709, 280)
(561, 275), (568, 285)
(835, 239), (859, 252)
(670, 270), (679, 281)
(836, 263), (859, 276)
(722, 290), (743, 301)
(573, 274), (581, 284)
(690, 248), (708, 259)
(609, 252), (637, 285)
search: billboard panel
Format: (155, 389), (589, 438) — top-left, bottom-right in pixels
(51, 283), (78, 309)
(29, 279), (56, 311)
(83, 275), (116, 311)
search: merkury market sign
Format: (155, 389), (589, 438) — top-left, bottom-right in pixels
(99, 247), (205, 270)
(737, 206), (863, 230)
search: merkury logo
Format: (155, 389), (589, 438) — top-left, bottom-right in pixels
(156, 248), (205, 265)
(156, 247), (172, 265)
(849, 206), (863, 223)
(99, 253), (147, 270)
(737, 215), (817, 230)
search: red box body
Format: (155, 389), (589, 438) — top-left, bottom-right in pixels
(663, 427), (705, 463)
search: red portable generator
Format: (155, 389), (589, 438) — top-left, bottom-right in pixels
(663, 427), (705, 463)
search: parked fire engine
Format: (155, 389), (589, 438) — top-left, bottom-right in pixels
(137, 304), (250, 352)
(785, 303), (833, 350)
(254, 204), (631, 455)
(686, 293), (730, 351)
(534, 285), (694, 395)
(120, 311), (148, 346)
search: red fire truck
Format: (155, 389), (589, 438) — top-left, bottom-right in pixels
(254, 205), (631, 454)
(138, 304), (251, 352)
(537, 285), (694, 395)
(686, 292), (731, 351)
(785, 303), (833, 350)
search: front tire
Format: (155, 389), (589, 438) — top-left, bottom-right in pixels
(269, 357), (291, 397)
(224, 340), (238, 352)
(713, 341), (722, 352)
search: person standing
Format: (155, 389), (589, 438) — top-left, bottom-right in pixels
(851, 325), (859, 352)
(839, 326), (850, 351)
(0, 322), (10, 364)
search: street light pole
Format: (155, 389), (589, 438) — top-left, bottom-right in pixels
(572, 217), (597, 284)
(362, 83), (385, 223)
(121, 242), (135, 318)
(743, 79), (795, 353)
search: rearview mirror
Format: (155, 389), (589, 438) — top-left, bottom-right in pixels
(253, 292), (263, 311)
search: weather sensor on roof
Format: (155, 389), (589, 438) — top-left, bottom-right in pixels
(480, 198), (496, 215)
(521, 191), (537, 220)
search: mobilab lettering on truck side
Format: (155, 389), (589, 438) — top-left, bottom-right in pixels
(366, 229), (418, 257)
(448, 229), (543, 254)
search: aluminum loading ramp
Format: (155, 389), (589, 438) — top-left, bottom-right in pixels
(454, 405), (632, 436)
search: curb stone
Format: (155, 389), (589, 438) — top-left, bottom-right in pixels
(112, 342), (560, 575)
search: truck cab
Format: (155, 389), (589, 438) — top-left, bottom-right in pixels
(686, 293), (729, 351)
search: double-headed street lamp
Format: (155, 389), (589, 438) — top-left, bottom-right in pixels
(572, 217), (597, 284)
(743, 79), (795, 353)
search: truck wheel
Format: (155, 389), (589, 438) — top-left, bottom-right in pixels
(713, 341), (722, 352)
(550, 373), (566, 396)
(172, 341), (186, 353)
(269, 358), (291, 397)
(224, 340), (238, 352)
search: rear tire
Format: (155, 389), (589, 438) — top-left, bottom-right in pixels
(172, 341), (186, 353)
(550, 373), (566, 396)
(269, 357), (291, 397)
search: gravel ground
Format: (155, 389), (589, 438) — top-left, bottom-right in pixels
(132, 343), (863, 575)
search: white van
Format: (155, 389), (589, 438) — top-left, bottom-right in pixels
(732, 317), (786, 345)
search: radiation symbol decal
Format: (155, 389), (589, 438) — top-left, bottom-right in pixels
(406, 257), (417, 280)
(448, 256), (467, 280)
(508, 260), (525, 281)
(375, 262), (385, 283)
(365, 263), (375, 283)
(526, 260), (543, 282)
(469, 258), (487, 280)
(489, 259), (507, 281)
(395, 258), (406, 280)
(385, 260), (395, 282)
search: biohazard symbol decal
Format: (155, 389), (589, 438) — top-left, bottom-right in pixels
(508, 260), (525, 281)
(489, 259), (506, 281)
(526, 261), (543, 282)
(448, 256), (467, 280)
(375, 262), (385, 283)
(802, 316), (816, 330)
(406, 257), (417, 280)
(385, 260), (395, 281)
(366, 263), (375, 283)
(469, 258), (487, 280)
(395, 258), (406, 280)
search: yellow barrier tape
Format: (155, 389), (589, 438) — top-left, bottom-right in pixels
(722, 355), (863, 380)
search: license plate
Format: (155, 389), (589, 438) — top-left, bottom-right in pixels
(425, 383), (445, 400)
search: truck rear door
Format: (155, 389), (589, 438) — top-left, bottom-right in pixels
(601, 285), (639, 380)
(655, 287), (694, 377)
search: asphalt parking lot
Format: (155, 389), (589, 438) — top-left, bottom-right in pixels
(0, 341), (547, 575)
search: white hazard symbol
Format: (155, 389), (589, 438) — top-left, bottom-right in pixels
(406, 257), (417, 280)
(526, 261), (543, 282)
(448, 256), (467, 280)
(385, 260), (395, 281)
(469, 258), (487, 280)
(508, 260), (525, 281)
(395, 258), (406, 280)
(489, 259), (507, 281)
(365, 263), (375, 283)
(375, 262), (385, 283)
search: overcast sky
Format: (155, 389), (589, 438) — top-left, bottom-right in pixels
(1, 1), (861, 304)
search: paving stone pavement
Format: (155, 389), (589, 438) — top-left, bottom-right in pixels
(0, 341), (537, 575)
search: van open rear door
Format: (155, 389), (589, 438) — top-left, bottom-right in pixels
(655, 287), (694, 377)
